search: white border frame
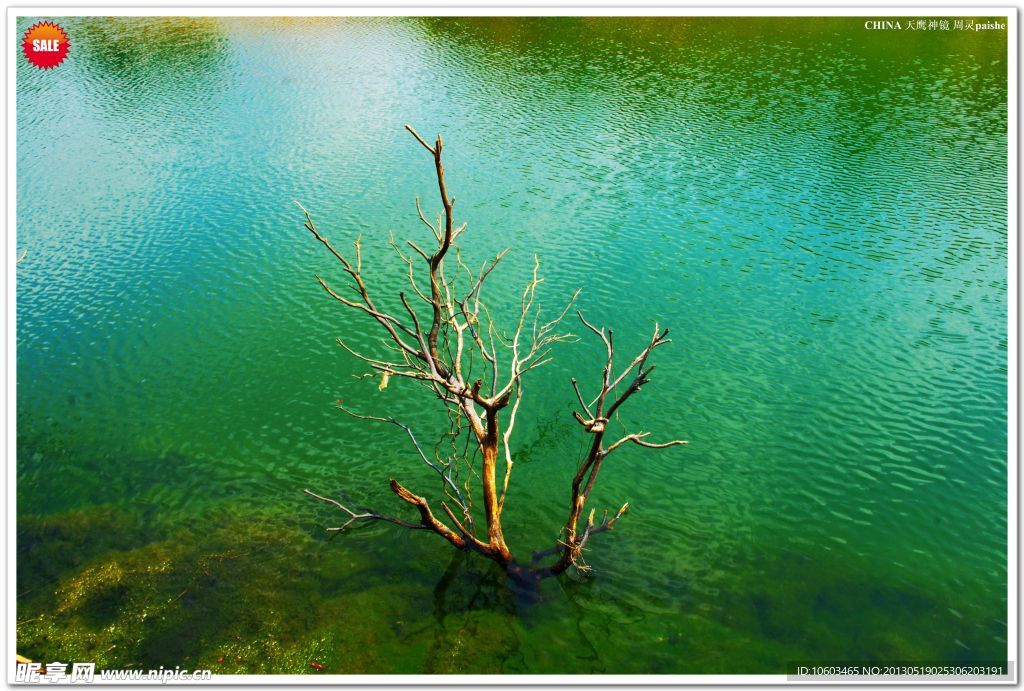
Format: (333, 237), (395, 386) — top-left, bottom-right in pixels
(5, 5), (1017, 686)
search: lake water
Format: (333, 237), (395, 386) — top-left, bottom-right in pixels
(17, 16), (1008, 674)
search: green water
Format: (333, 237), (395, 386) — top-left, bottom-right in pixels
(17, 17), (1008, 674)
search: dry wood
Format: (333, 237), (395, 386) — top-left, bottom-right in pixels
(302, 126), (686, 581)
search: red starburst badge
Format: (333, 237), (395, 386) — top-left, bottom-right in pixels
(22, 21), (70, 70)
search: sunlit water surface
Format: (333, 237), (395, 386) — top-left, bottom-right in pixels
(17, 17), (1008, 673)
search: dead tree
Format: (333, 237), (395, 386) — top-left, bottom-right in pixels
(301, 126), (686, 581)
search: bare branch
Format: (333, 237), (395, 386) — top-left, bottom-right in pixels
(389, 479), (468, 549)
(633, 437), (688, 449)
(498, 378), (523, 514)
(441, 501), (488, 550)
(415, 196), (441, 240)
(577, 310), (608, 347)
(300, 201), (424, 361)
(303, 488), (425, 532)
(532, 502), (629, 570)
(404, 124), (437, 155)
(334, 404), (471, 518)
(571, 377), (593, 418)
(604, 432), (688, 456)
(547, 315), (683, 575)
(406, 240), (431, 262)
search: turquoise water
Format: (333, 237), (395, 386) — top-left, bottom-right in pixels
(17, 17), (1008, 674)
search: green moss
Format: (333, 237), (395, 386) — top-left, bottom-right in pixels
(16, 500), (463, 673)
(16, 500), (1008, 674)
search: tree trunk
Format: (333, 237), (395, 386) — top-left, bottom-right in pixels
(481, 414), (511, 565)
